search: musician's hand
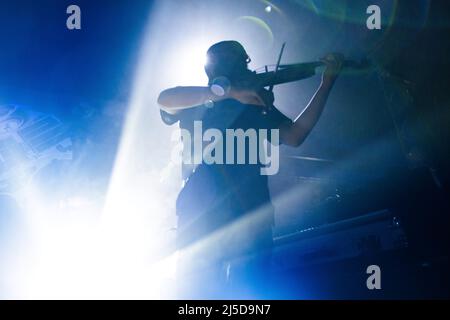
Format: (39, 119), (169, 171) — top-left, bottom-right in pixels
(257, 88), (274, 107)
(321, 53), (344, 85)
(228, 87), (267, 107)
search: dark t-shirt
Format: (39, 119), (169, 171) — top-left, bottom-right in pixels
(161, 98), (292, 229)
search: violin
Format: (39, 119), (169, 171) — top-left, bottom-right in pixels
(233, 58), (371, 91)
(209, 43), (371, 104)
(232, 43), (371, 90)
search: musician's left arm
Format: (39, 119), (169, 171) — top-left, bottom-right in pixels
(279, 53), (343, 147)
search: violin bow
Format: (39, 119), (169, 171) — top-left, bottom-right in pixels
(268, 42), (286, 92)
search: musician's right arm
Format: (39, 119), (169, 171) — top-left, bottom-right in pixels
(157, 86), (218, 114)
(158, 86), (266, 114)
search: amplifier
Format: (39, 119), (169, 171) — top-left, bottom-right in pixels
(272, 209), (408, 270)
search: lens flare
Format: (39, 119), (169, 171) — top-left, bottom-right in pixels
(234, 16), (274, 50)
